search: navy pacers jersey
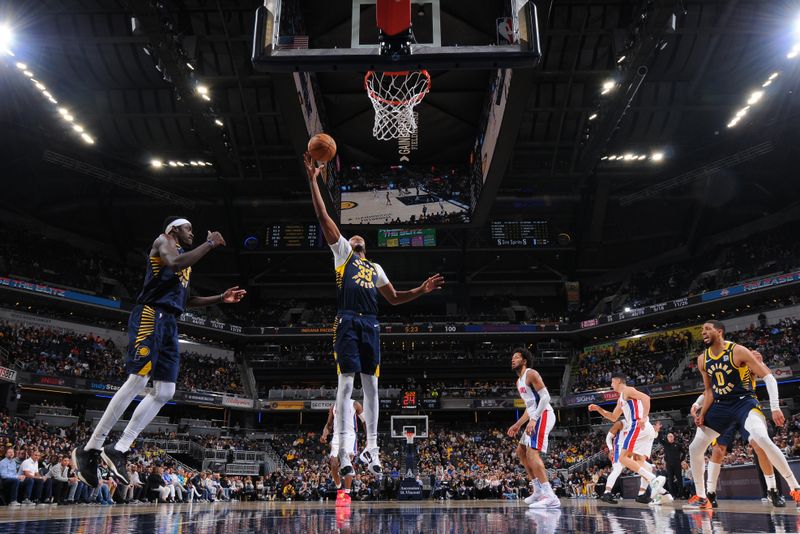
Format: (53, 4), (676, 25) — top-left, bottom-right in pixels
(331, 236), (388, 315)
(703, 341), (756, 402)
(136, 242), (192, 315)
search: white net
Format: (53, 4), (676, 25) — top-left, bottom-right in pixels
(365, 70), (431, 141)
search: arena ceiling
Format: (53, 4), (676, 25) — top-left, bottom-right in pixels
(1, 0), (800, 298)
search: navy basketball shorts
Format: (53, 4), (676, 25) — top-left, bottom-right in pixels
(704, 396), (761, 444)
(333, 311), (381, 376)
(125, 304), (181, 383)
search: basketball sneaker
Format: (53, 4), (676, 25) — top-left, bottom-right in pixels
(337, 450), (354, 478)
(72, 447), (101, 488)
(635, 493), (652, 504)
(599, 492), (618, 504)
(683, 495), (712, 511)
(528, 493), (560, 509)
(359, 447), (382, 479)
(648, 475), (666, 498)
(767, 489), (785, 508)
(706, 491), (718, 508)
(524, 491), (540, 505)
(335, 490), (351, 508)
(101, 445), (130, 485)
(790, 488), (800, 506)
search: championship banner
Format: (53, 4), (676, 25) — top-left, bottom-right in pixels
(0, 365), (17, 383)
(221, 396), (255, 409)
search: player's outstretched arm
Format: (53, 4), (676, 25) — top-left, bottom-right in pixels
(304, 152), (341, 245)
(158, 231), (225, 270)
(378, 273), (444, 306)
(588, 403), (622, 422)
(187, 286), (247, 308)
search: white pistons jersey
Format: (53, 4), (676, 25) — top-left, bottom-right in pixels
(517, 369), (554, 420)
(618, 393), (647, 430)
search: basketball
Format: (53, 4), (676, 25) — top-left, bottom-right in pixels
(308, 133), (337, 163)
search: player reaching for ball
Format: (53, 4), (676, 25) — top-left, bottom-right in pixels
(304, 150), (444, 503)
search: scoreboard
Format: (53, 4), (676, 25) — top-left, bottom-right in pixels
(489, 220), (550, 247)
(265, 223), (323, 249)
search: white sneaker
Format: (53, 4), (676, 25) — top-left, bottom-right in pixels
(528, 493), (560, 509)
(358, 447), (382, 478)
(9, 501), (20, 507)
(338, 449), (354, 477)
(649, 476), (666, 497)
(524, 492), (541, 505)
(650, 494), (662, 506)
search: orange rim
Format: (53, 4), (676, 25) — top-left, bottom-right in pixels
(364, 69), (431, 107)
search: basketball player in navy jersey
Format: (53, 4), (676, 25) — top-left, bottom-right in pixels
(72, 217), (246, 488)
(685, 320), (800, 510)
(305, 154), (443, 487)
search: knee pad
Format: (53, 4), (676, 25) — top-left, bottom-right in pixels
(152, 381), (176, 403)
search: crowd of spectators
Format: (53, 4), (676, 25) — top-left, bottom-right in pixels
(0, 322), (244, 395)
(572, 330), (699, 392)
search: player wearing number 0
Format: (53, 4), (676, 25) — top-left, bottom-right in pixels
(685, 320), (800, 510)
(305, 153), (444, 486)
(507, 348), (559, 509)
(321, 400), (364, 507)
(589, 373), (668, 503)
(72, 217), (246, 488)
(688, 350), (785, 508)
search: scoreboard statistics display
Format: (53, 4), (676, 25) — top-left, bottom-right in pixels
(377, 228), (436, 248)
(265, 223), (323, 249)
(490, 220), (550, 247)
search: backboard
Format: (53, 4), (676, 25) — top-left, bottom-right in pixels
(252, 0), (540, 72)
(390, 415), (429, 438)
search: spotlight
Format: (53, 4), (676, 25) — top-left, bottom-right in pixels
(600, 156), (608, 160)
(197, 85), (209, 95)
(769, 72), (779, 81)
(201, 94), (210, 101)
(23, 70), (33, 77)
(588, 113), (598, 121)
(651, 152), (664, 162)
(168, 161), (177, 167)
(624, 307), (631, 313)
(214, 119), (224, 126)
(0, 24), (13, 52)
(746, 90), (764, 105)
(189, 161), (198, 166)
(617, 55), (626, 63)
(80, 133), (94, 144)
(34, 82), (46, 91)
(727, 119), (739, 128)
(15, 62), (26, 70)
(762, 80), (773, 88)
(601, 79), (616, 95)
(62, 113), (74, 122)
(735, 106), (750, 118)
(637, 155), (647, 160)
(72, 124), (84, 133)
(150, 159), (163, 168)
(623, 153), (635, 161)
(186, 62), (195, 70)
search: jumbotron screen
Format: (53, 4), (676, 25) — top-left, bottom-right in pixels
(377, 228), (436, 248)
(490, 220), (550, 247)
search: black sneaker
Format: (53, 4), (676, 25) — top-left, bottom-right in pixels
(599, 492), (618, 504)
(72, 447), (100, 488)
(768, 489), (785, 508)
(635, 494), (652, 504)
(707, 491), (718, 508)
(101, 445), (130, 485)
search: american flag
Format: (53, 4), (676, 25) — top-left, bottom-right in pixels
(277, 35), (309, 49)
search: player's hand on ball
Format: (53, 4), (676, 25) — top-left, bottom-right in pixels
(222, 286), (247, 303)
(421, 273), (444, 293)
(772, 409), (785, 427)
(207, 231), (226, 248)
(303, 152), (324, 183)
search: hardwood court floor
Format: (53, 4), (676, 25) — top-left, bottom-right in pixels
(0, 498), (797, 533)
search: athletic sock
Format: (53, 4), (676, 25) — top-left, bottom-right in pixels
(764, 474), (777, 492)
(84, 374), (148, 451)
(637, 467), (655, 483)
(706, 461), (721, 494)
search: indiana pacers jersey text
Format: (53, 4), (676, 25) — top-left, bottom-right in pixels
(136, 242), (192, 315)
(703, 341), (756, 402)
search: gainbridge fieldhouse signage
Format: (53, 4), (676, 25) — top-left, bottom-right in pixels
(0, 277), (121, 309)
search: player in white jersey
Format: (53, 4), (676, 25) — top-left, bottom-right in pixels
(589, 372), (666, 502)
(321, 400), (364, 507)
(599, 420), (625, 502)
(506, 347), (559, 509)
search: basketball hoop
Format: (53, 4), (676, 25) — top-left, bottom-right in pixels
(364, 70), (431, 141)
(404, 430), (416, 445)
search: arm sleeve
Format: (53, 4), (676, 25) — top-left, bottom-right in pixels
(693, 394), (704, 408)
(373, 262), (390, 288)
(606, 432), (614, 450)
(329, 235), (352, 268)
(531, 388), (551, 420)
(763, 373), (780, 411)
